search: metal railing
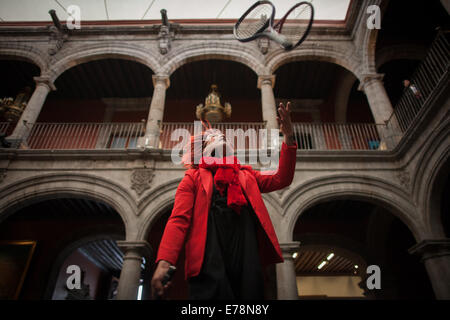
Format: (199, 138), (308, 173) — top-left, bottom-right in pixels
(387, 30), (450, 133)
(160, 122), (382, 151)
(293, 123), (382, 150)
(160, 122), (267, 150)
(20, 121), (384, 151)
(27, 122), (145, 149)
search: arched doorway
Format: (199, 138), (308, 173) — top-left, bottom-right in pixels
(28, 58), (155, 149)
(0, 197), (125, 300)
(274, 60), (374, 124)
(292, 199), (434, 299)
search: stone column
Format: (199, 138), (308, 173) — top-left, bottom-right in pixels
(143, 75), (170, 148)
(276, 242), (300, 300)
(258, 75), (279, 131)
(9, 76), (56, 143)
(116, 240), (152, 300)
(409, 239), (450, 300)
(358, 74), (401, 148)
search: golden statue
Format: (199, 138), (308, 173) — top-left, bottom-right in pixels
(196, 84), (231, 122)
(0, 87), (32, 122)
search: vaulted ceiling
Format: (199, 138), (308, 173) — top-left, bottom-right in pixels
(294, 250), (359, 276)
(52, 59), (155, 99)
(274, 61), (347, 99)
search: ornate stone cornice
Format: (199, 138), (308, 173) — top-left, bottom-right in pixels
(257, 75), (276, 89)
(408, 239), (450, 261)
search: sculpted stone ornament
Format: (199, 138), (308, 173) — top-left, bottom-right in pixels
(131, 168), (155, 195)
(48, 25), (68, 56)
(257, 37), (270, 54)
(158, 25), (172, 55)
(396, 170), (411, 189)
(158, 9), (174, 55)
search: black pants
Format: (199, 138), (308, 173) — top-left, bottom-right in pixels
(188, 186), (264, 300)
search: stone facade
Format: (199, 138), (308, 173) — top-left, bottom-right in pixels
(0, 0), (449, 299)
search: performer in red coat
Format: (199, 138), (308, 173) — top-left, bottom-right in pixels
(152, 102), (297, 299)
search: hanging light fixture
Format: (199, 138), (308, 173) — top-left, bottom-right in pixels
(195, 84), (232, 123)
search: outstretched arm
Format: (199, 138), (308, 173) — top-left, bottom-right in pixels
(253, 102), (297, 193)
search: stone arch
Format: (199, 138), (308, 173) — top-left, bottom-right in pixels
(136, 177), (286, 240)
(0, 173), (137, 239)
(282, 174), (422, 243)
(48, 42), (161, 82)
(0, 43), (48, 73)
(137, 178), (182, 240)
(161, 41), (266, 77)
(363, 27), (379, 74)
(266, 44), (361, 78)
(375, 44), (427, 70)
(413, 119), (450, 237)
(295, 234), (369, 270)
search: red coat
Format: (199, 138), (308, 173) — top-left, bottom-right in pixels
(156, 142), (297, 279)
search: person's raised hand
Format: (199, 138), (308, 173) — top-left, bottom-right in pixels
(277, 102), (295, 145)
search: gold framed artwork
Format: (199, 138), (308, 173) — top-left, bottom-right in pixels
(0, 240), (37, 300)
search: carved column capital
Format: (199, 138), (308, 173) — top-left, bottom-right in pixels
(117, 240), (153, 259)
(152, 74), (170, 89)
(257, 74), (276, 89)
(357, 73), (385, 91)
(408, 239), (450, 262)
(280, 242), (301, 260)
(33, 76), (56, 91)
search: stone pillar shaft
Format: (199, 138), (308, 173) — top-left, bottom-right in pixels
(258, 75), (279, 131)
(10, 76), (56, 141)
(276, 242), (300, 300)
(116, 241), (152, 300)
(409, 239), (450, 299)
(144, 75), (170, 148)
(359, 74), (400, 148)
(360, 74), (393, 124)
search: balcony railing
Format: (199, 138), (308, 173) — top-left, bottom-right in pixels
(292, 123), (382, 150)
(160, 122), (267, 150)
(27, 122), (145, 149)
(161, 122), (382, 151)
(387, 30), (449, 133)
(22, 121), (383, 151)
